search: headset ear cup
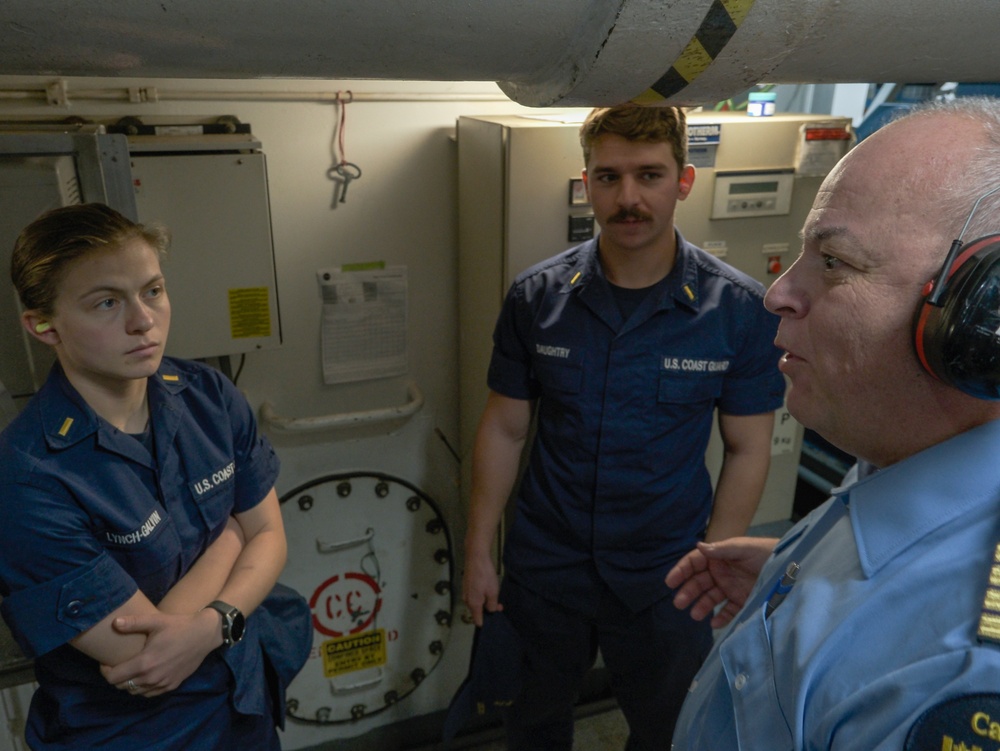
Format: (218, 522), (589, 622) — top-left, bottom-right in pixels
(915, 235), (1000, 399)
(915, 296), (947, 382)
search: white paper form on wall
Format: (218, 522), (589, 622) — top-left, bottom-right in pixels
(316, 264), (408, 384)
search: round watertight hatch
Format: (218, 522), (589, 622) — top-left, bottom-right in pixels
(277, 472), (453, 724)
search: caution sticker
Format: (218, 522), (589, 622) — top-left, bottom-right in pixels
(228, 286), (272, 339)
(321, 628), (388, 678)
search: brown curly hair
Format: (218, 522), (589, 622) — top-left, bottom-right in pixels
(580, 104), (688, 171)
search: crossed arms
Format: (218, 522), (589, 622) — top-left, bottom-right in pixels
(70, 489), (287, 697)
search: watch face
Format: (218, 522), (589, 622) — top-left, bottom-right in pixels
(229, 610), (246, 643)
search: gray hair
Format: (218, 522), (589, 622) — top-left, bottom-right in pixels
(897, 97), (1000, 243)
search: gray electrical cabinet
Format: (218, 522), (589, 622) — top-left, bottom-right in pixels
(129, 133), (281, 361)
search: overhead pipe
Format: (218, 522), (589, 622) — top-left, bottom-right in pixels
(2, 0), (999, 106)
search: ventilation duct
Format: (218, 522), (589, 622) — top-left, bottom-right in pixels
(3, 0), (997, 106)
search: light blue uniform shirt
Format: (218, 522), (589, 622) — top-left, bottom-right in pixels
(673, 418), (1000, 750)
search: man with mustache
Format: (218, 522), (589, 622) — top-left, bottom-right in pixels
(461, 103), (785, 750)
(668, 97), (1000, 750)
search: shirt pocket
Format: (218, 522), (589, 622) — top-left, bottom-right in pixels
(189, 462), (237, 530)
(101, 511), (181, 602)
(657, 373), (723, 405)
(533, 357), (583, 394)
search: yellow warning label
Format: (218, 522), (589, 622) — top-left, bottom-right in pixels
(633, 0), (757, 103)
(321, 629), (388, 678)
(228, 287), (272, 339)
(672, 37), (714, 82)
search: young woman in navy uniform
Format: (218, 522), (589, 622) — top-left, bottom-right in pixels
(0, 203), (310, 750)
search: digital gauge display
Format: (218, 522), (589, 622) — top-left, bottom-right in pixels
(729, 181), (779, 195)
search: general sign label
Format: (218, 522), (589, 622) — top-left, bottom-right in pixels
(321, 628), (388, 678)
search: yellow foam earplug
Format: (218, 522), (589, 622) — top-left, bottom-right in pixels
(34, 322), (51, 333)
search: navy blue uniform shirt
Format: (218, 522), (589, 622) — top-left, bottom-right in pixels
(0, 358), (310, 750)
(490, 233), (785, 613)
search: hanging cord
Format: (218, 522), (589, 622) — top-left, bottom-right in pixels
(326, 90), (362, 205)
(332, 90), (349, 165)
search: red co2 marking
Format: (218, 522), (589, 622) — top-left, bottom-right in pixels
(309, 572), (383, 637)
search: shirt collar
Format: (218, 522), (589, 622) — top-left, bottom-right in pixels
(38, 364), (98, 450)
(39, 361), (189, 450)
(569, 230), (701, 312)
(150, 362), (188, 397)
(667, 229), (701, 312)
(559, 237), (601, 293)
(837, 418), (1000, 578)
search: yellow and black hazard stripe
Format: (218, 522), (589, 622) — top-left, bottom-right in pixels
(633, 0), (756, 104)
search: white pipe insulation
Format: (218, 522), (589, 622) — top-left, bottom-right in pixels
(3, 0), (999, 106)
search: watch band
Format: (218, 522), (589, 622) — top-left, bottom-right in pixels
(205, 600), (246, 647)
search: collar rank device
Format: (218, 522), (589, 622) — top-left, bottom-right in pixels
(977, 543), (1000, 645)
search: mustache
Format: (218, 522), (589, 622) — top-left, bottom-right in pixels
(608, 208), (652, 223)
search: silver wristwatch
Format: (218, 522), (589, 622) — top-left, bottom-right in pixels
(205, 600), (246, 648)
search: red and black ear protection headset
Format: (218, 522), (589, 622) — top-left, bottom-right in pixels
(915, 184), (1000, 400)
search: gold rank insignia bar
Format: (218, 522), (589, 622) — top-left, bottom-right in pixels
(977, 543), (1000, 643)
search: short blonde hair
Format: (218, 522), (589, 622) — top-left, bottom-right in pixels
(11, 203), (170, 316)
